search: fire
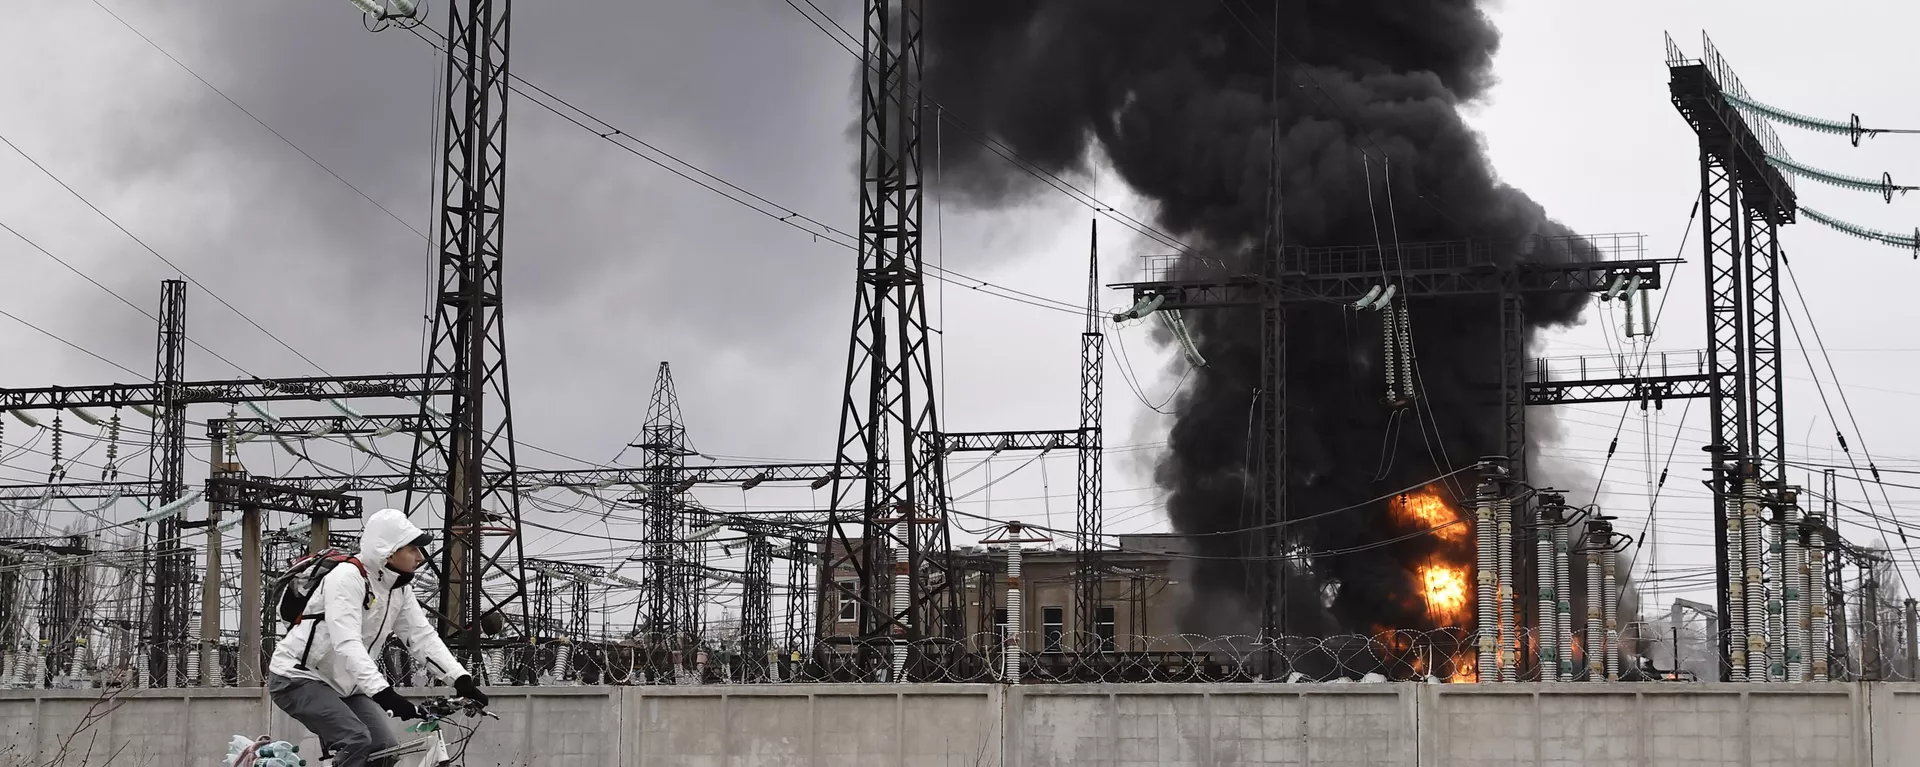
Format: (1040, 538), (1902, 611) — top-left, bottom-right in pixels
(1417, 561), (1470, 627)
(1449, 653), (1477, 684)
(1393, 487), (1466, 541)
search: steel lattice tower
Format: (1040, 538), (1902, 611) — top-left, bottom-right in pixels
(143, 279), (188, 683)
(635, 362), (698, 647)
(1668, 32), (1796, 680)
(823, 0), (957, 676)
(1075, 223), (1105, 647)
(739, 533), (773, 676)
(402, 0), (530, 663)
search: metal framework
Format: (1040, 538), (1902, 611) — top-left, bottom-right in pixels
(144, 279), (190, 685)
(635, 362), (699, 648)
(0, 374), (450, 411)
(525, 558), (604, 642)
(823, 0), (957, 677)
(740, 531), (774, 675)
(1668, 31), (1798, 681)
(1117, 235), (1669, 638)
(203, 475), (364, 519)
(401, 0), (529, 662)
(1077, 225), (1105, 648)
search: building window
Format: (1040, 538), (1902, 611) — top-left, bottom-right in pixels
(942, 608), (964, 637)
(1042, 606), (1064, 653)
(1096, 605), (1117, 652)
(836, 579), (858, 623)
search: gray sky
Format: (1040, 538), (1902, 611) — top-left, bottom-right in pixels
(3, 0), (1918, 631)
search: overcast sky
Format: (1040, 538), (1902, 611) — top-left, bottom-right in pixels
(3, 0), (1917, 632)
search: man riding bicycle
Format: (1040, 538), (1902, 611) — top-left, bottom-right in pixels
(267, 509), (489, 767)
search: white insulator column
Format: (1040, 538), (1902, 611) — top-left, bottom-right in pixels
(185, 626), (202, 686)
(1767, 498), (1787, 682)
(28, 640), (46, 689)
(891, 520), (911, 683)
(1553, 522), (1573, 681)
(2, 644), (21, 689)
(1382, 305), (1399, 402)
(1474, 482), (1497, 683)
(554, 641), (573, 685)
(1743, 490), (1768, 682)
(1005, 541), (1024, 684)
(1783, 503), (1806, 682)
(1726, 484), (1748, 681)
(1537, 518), (1559, 682)
(1496, 496), (1516, 682)
(1587, 546), (1605, 682)
(165, 648), (179, 688)
(1602, 549), (1620, 682)
(69, 637), (90, 689)
(1807, 515), (1830, 682)
(134, 648), (150, 689)
(485, 647), (506, 686)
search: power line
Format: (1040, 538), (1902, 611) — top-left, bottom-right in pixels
(0, 131), (333, 376)
(86, 0), (430, 244)
(0, 307), (146, 378)
(0, 215), (260, 376)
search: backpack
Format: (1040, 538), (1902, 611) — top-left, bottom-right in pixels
(272, 549), (372, 626)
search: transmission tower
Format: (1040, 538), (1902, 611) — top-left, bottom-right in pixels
(739, 532), (774, 676)
(1668, 32), (1796, 681)
(822, 0), (957, 677)
(635, 362), (698, 647)
(1075, 223), (1105, 646)
(401, 0), (530, 662)
(142, 278), (189, 684)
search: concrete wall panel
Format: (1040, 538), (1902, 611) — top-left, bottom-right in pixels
(8, 682), (1920, 767)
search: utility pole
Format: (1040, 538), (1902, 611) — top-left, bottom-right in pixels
(198, 437), (225, 687)
(238, 491), (262, 686)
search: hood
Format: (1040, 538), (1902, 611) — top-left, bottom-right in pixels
(356, 508), (428, 574)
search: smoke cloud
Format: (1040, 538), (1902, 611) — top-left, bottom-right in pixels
(924, 1), (1602, 635)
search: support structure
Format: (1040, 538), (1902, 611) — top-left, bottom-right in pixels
(1668, 31), (1798, 682)
(145, 279), (189, 686)
(824, 0), (957, 679)
(1076, 223), (1106, 651)
(635, 362), (699, 649)
(396, 0), (529, 665)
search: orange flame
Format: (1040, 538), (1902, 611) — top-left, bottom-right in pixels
(1417, 560), (1470, 627)
(1393, 487), (1466, 541)
(1449, 652), (1478, 683)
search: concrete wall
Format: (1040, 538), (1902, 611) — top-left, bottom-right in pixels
(6, 683), (1919, 766)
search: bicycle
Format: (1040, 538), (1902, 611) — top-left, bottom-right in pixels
(362, 695), (496, 767)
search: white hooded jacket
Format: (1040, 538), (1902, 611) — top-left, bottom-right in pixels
(268, 508), (468, 696)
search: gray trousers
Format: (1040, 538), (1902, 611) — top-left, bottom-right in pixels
(267, 673), (399, 767)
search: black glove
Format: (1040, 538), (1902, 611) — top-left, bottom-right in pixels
(453, 674), (489, 708)
(371, 687), (421, 720)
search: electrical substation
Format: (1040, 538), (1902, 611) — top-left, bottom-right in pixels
(5, 1), (1920, 764)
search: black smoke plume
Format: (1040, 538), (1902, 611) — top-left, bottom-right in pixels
(924, 1), (1604, 636)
